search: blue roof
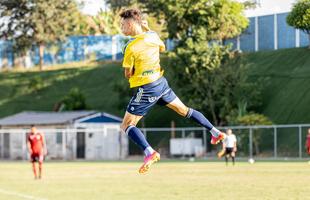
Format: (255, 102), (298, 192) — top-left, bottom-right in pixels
(0, 111), (122, 126)
(79, 113), (122, 123)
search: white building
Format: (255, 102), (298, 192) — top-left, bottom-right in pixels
(239, 0), (297, 17)
(0, 111), (128, 161)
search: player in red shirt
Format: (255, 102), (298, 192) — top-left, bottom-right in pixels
(27, 125), (47, 179)
(306, 128), (310, 156)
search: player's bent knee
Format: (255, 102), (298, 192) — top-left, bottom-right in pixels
(121, 122), (136, 134)
(183, 107), (190, 116)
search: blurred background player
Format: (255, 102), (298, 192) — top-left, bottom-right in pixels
(306, 128), (310, 156)
(119, 8), (226, 174)
(27, 125), (47, 179)
(221, 129), (237, 166)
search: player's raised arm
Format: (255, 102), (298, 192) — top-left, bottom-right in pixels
(159, 38), (166, 53)
(141, 16), (165, 53)
(141, 19), (150, 32)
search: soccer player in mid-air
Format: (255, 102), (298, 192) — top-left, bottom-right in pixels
(27, 125), (47, 179)
(119, 8), (226, 174)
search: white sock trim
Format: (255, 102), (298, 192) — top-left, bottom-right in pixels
(210, 127), (220, 137)
(186, 108), (194, 118)
(144, 146), (155, 156)
(125, 125), (135, 135)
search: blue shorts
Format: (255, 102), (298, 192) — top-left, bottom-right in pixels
(126, 77), (177, 116)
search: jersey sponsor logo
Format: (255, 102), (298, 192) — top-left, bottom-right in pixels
(142, 69), (155, 76)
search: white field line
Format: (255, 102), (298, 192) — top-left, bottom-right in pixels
(0, 188), (48, 200)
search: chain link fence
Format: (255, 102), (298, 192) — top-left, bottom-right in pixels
(0, 124), (309, 160)
(141, 124), (310, 159)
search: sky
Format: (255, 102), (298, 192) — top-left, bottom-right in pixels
(78, 0), (107, 16)
(79, 0), (298, 17)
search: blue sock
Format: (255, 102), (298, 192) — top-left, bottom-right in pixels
(186, 108), (220, 137)
(126, 126), (153, 155)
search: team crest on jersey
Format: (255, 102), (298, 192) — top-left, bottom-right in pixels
(148, 97), (157, 103)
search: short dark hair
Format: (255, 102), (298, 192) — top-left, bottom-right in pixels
(120, 9), (142, 24)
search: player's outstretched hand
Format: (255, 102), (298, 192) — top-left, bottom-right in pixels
(141, 20), (150, 32)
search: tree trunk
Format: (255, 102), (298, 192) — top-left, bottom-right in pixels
(39, 43), (44, 71)
(207, 89), (218, 125)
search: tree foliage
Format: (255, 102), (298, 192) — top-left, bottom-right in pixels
(143, 0), (256, 125)
(169, 46), (261, 125)
(237, 113), (272, 155)
(287, 0), (310, 48)
(237, 113), (272, 126)
(78, 10), (121, 35)
(143, 0), (248, 41)
(60, 87), (88, 111)
(0, 0), (82, 70)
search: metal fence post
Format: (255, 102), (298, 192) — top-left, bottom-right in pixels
(182, 129), (185, 157)
(143, 129), (147, 139)
(111, 36), (117, 61)
(249, 128), (253, 158)
(274, 14), (278, 50)
(203, 129), (207, 153)
(62, 130), (67, 160)
(274, 127), (277, 158)
(255, 16), (259, 52)
(298, 126), (302, 158)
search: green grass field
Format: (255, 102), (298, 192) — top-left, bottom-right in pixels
(0, 161), (309, 200)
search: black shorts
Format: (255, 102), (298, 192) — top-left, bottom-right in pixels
(31, 153), (44, 163)
(225, 148), (234, 155)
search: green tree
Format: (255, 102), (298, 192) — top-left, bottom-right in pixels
(144, 0), (252, 125)
(59, 87), (88, 111)
(287, 0), (310, 48)
(237, 113), (273, 155)
(143, 0), (248, 41)
(0, 0), (82, 70)
(106, 0), (148, 11)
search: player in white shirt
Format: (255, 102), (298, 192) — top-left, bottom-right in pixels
(222, 129), (237, 165)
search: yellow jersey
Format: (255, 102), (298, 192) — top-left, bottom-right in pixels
(122, 31), (165, 88)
